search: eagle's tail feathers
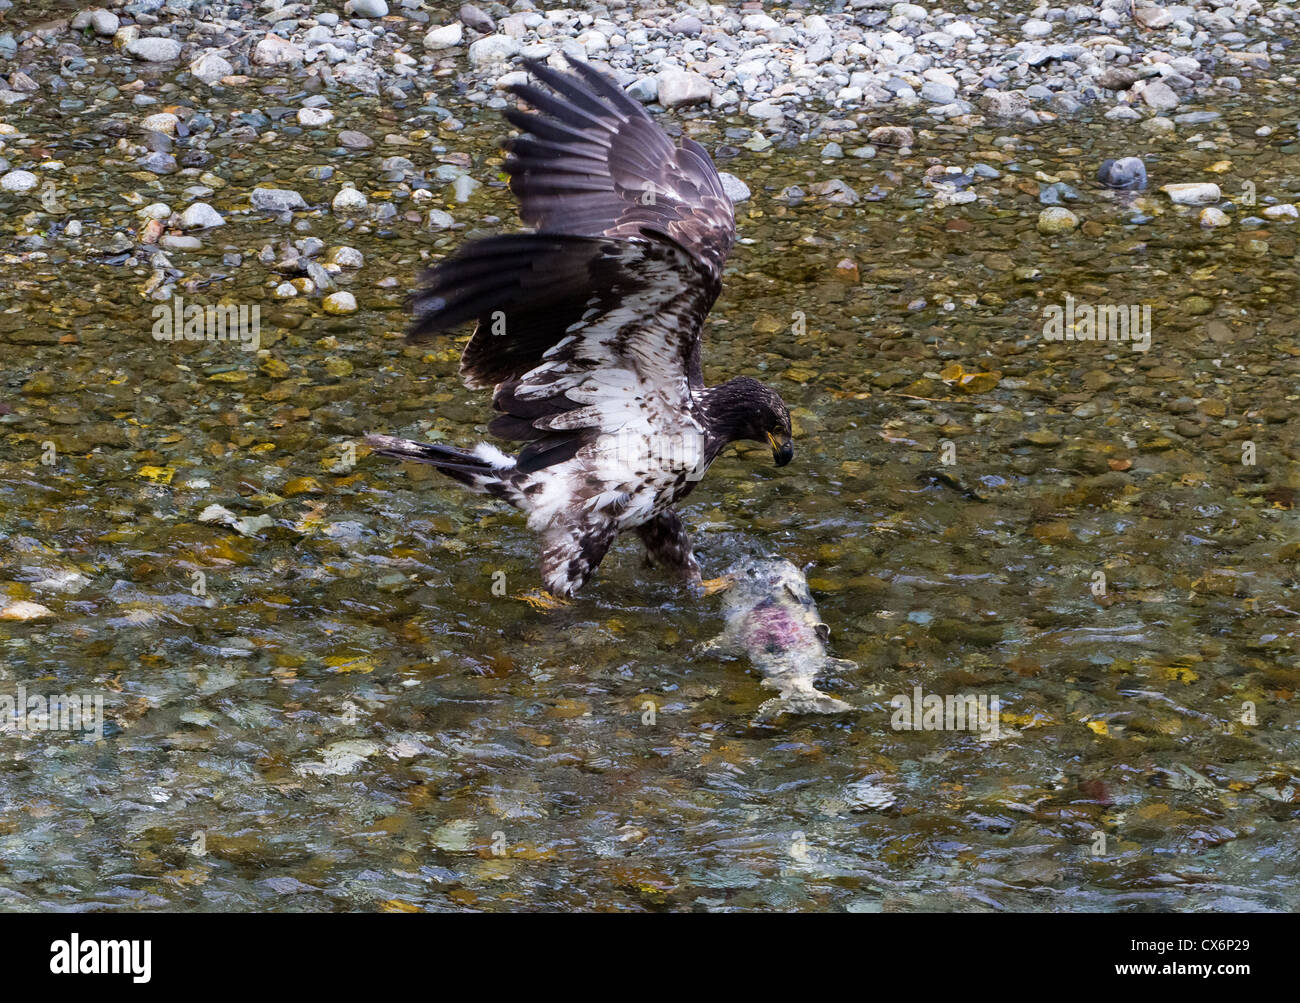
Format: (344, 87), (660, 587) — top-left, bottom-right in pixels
(366, 434), (522, 502)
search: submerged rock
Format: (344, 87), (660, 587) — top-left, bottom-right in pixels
(719, 171), (750, 204)
(1, 169), (38, 193)
(323, 291), (358, 314)
(868, 125), (914, 147)
(1038, 207), (1080, 233)
(180, 202), (224, 228)
(1097, 157), (1147, 190)
(251, 187), (308, 212)
(332, 187), (368, 212)
(1161, 183), (1221, 205)
(0, 599), (54, 621)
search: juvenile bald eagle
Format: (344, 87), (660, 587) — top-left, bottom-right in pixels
(368, 58), (793, 597)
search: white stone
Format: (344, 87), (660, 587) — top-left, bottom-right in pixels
(468, 35), (520, 67)
(1135, 6), (1174, 29)
(626, 76), (657, 103)
(332, 187), (369, 212)
(190, 51), (233, 85)
(298, 107), (335, 127)
(891, 4), (928, 22)
(1023, 18), (1053, 38)
(1037, 207), (1079, 233)
(180, 202), (224, 229)
(325, 246), (365, 268)
(424, 23), (463, 48)
(72, 9), (120, 35)
(253, 36), (304, 67)
(577, 29), (609, 53)
(719, 172), (751, 204)
(160, 234), (202, 251)
(251, 187), (308, 212)
(344, 0), (388, 16)
(1262, 203), (1298, 220)
(125, 37), (183, 62)
(452, 175), (480, 202)
(140, 112), (179, 135)
(1141, 80), (1179, 110)
(1, 169), (39, 193)
(657, 69), (712, 107)
(323, 291), (358, 314)
(1161, 183), (1221, 205)
(0, 599), (54, 621)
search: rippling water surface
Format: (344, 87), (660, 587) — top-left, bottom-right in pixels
(0, 43), (1297, 911)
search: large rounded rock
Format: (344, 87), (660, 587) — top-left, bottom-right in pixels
(1, 170), (39, 193)
(180, 202), (225, 229)
(323, 292), (358, 315)
(253, 36), (304, 67)
(125, 37), (183, 62)
(344, 0), (388, 16)
(251, 187), (308, 212)
(657, 69), (712, 108)
(1037, 207), (1079, 234)
(424, 24), (463, 48)
(190, 51), (233, 85)
(467, 35), (519, 67)
(1097, 157), (1147, 190)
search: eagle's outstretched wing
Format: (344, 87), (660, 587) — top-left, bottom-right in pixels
(503, 58), (734, 280)
(406, 58), (736, 473)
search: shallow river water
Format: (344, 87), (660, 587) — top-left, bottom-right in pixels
(0, 31), (1297, 911)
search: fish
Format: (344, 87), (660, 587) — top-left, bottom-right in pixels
(697, 557), (856, 720)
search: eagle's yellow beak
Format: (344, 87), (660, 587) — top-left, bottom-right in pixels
(767, 431), (794, 467)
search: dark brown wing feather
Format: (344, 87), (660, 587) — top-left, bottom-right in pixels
(404, 58), (730, 473)
(504, 58), (735, 283)
(408, 231), (715, 473)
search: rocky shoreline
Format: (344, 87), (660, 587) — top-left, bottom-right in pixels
(0, 2), (1296, 301)
(0, 2), (1294, 132)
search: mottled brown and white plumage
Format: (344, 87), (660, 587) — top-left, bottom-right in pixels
(368, 58), (793, 597)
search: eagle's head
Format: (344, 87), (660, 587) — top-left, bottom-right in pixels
(705, 376), (794, 467)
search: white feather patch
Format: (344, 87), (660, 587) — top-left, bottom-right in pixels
(472, 442), (516, 469)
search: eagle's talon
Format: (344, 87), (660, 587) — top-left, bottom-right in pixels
(698, 575), (734, 596)
(515, 589), (572, 612)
